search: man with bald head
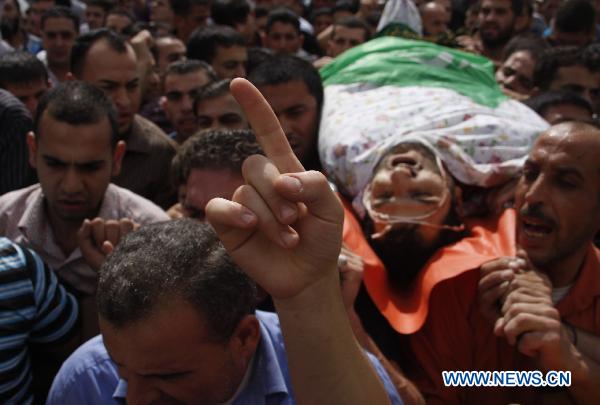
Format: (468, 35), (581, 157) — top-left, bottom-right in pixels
(405, 122), (600, 403)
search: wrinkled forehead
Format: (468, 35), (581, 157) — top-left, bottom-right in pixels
(532, 125), (600, 173)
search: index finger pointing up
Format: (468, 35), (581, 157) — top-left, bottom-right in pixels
(230, 78), (305, 174)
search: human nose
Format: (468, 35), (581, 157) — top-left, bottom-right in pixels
(234, 64), (246, 78)
(60, 167), (84, 195)
(523, 174), (547, 205)
(112, 87), (130, 111)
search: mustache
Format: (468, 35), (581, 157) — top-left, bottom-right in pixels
(519, 204), (555, 227)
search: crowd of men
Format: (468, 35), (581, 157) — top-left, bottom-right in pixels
(0, 0), (599, 403)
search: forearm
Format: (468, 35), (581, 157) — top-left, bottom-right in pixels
(348, 309), (425, 405)
(274, 271), (391, 405)
(567, 327), (600, 404)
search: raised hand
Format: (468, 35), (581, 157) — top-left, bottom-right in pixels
(78, 217), (138, 271)
(206, 78), (344, 301)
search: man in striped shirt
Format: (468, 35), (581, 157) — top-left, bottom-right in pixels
(0, 237), (78, 404)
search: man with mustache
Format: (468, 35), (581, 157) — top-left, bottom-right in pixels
(401, 122), (600, 403)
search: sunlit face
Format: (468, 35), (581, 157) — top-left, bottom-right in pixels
(211, 45), (247, 79)
(161, 71), (212, 139)
(3, 79), (48, 116)
(515, 124), (600, 270)
(41, 16), (77, 67)
(156, 37), (187, 74)
(366, 143), (453, 243)
(179, 168), (245, 221)
(78, 40), (141, 135)
(195, 93), (247, 132)
(27, 113), (124, 225)
(328, 26), (367, 57)
(495, 50), (536, 96)
(85, 5), (107, 30)
(478, 0), (516, 47)
(100, 299), (257, 404)
(264, 22), (303, 54)
(257, 80), (318, 164)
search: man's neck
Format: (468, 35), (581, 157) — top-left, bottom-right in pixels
(48, 62), (69, 82)
(542, 246), (590, 288)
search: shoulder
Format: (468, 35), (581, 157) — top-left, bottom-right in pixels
(106, 184), (170, 223)
(0, 184), (40, 210)
(47, 335), (120, 404)
(132, 115), (178, 150)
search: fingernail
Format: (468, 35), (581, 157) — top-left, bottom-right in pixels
(241, 210), (256, 225)
(281, 175), (302, 193)
(516, 258), (527, 267)
(280, 229), (297, 247)
(280, 204), (296, 221)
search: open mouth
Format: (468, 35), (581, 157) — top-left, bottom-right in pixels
(521, 218), (553, 238)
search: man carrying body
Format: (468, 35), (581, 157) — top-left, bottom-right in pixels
(0, 81), (169, 339)
(395, 122), (600, 403)
(70, 28), (178, 209)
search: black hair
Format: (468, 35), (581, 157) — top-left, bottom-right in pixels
(582, 42), (600, 72)
(511, 0), (524, 15)
(211, 0), (251, 26)
(0, 51), (48, 87)
(246, 46), (275, 75)
(310, 7), (333, 22)
(525, 90), (594, 118)
(98, 219), (257, 342)
(532, 46), (585, 91)
(502, 35), (549, 62)
(87, 0), (115, 13)
(266, 8), (301, 35)
(170, 0), (210, 17)
(332, 16), (371, 41)
(165, 58), (218, 82)
(554, 0), (596, 34)
(70, 28), (128, 78)
(333, 0), (358, 15)
(187, 25), (246, 63)
(171, 129), (262, 188)
(34, 81), (119, 148)
(41, 6), (80, 33)
(248, 54), (323, 113)
(255, 5), (270, 19)
(192, 79), (231, 113)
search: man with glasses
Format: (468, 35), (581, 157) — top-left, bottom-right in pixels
(160, 59), (216, 143)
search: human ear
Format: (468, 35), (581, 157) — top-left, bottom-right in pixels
(111, 141), (127, 176)
(229, 315), (260, 368)
(26, 132), (38, 169)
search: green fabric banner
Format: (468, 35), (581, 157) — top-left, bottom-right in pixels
(320, 36), (507, 108)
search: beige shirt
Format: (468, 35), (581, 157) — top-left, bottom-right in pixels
(0, 183), (169, 295)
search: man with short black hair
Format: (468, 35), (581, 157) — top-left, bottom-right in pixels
(169, 129), (259, 220)
(170, 0), (211, 43)
(39, 6), (79, 85)
(548, 0), (596, 48)
(211, 0), (258, 45)
(526, 90), (595, 125)
(70, 28), (178, 209)
(248, 55), (322, 170)
(264, 8), (311, 59)
(0, 81), (169, 339)
(187, 25), (248, 79)
(153, 34), (187, 76)
(0, 50), (49, 115)
(85, 0), (114, 30)
(495, 36), (548, 98)
(161, 59), (217, 143)
(105, 7), (134, 34)
(193, 79), (247, 132)
(328, 16), (370, 57)
(533, 46), (599, 110)
(477, 0), (523, 63)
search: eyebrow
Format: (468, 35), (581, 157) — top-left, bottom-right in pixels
(42, 155), (105, 167)
(555, 167), (585, 181)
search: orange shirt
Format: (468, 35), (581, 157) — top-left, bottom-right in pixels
(407, 214), (600, 404)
